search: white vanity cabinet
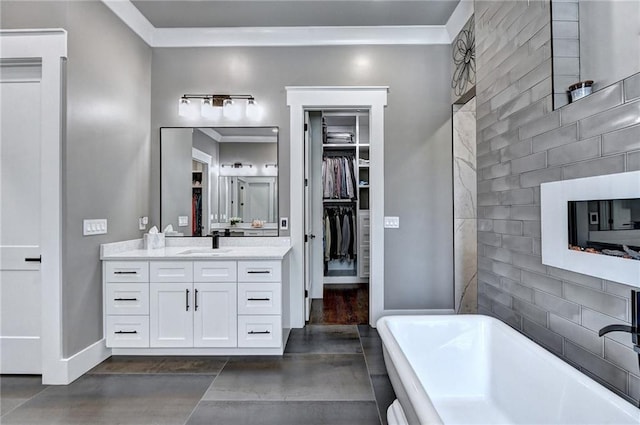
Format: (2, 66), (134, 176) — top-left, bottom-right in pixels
(102, 254), (287, 355)
(148, 261), (238, 348)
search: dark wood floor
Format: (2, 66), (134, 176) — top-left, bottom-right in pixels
(309, 283), (369, 325)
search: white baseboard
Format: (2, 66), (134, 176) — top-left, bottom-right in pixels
(63, 339), (111, 384)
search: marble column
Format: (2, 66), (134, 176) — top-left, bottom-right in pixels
(453, 98), (477, 313)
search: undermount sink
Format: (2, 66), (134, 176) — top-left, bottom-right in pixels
(177, 248), (232, 256)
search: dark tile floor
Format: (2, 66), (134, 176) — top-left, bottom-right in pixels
(0, 325), (396, 425)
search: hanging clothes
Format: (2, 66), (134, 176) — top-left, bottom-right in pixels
(322, 154), (357, 199)
(322, 205), (357, 270)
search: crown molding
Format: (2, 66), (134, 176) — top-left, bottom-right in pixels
(102, 0), (470, 47)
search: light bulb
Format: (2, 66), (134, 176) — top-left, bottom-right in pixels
(246, 99), (262, 120)
(201, 98), (221, 119)
(223, 98), (241, 121)
(178, 97), (191, 117)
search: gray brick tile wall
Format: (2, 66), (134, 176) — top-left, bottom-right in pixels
(476, 1), (640, 401)
(513, 297), (548, 326)
(535, 285), (580, 321)
(563, 283), (628, 321)
(546, 136), (600, 166)
(565, 341), (628, 393)
(624, 73), (640, 102)
(523, 317), (564, 354)
(627, 151), (640, 171)
(605, 339), (640, 377)
(510, 152), (547, 174)
(560, 83), (624, 125)
(601, 124), (640, 155)
(578, 100), (640, 139)
(523, 270), (563, 296)
(561, 154), (625, 180)
(549, 314), (603, 355)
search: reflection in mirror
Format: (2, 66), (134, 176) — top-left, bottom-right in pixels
(568, 198), (640, 260)
(551, 0), (640, 108)
(160, 127), (278, 237)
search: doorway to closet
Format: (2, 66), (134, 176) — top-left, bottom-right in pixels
(304, 110), (370, 324)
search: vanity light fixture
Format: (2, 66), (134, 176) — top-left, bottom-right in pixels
(221, 162), (253, 168)
(265, 163), (278, 168)
(177, 94), (261, 121)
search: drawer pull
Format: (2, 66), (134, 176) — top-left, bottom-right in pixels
(247, 297), (271, 301)
(247, 270), (270, 274)
(114, 330), (138, 334)
(114, 271), (138, 275)
(248, 330), (271, 335)
(114, 297), (138, 301)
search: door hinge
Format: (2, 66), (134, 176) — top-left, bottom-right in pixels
(304, 178), (308, 187)
(305, 290), (309, 298)
(304, 234), (308, 243)
(304, 123), (308, 132)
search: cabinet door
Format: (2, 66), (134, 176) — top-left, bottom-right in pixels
(193, 282), (237, 348)
(150, 282), (193, 347)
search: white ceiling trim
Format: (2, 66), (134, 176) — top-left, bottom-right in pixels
(102, 0), (155, 45)
(102, 0), (469, 47)
(445, 0), (474, 41)
(153, 25), (451, 47)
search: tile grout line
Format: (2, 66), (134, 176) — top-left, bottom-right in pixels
(0, 381), (52, 419)
(358, 326), (385, 425)
(181, 357), (230, 425)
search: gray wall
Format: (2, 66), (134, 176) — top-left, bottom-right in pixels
(161, 129), (193, 235)
(1, 0), (151, 357)
(150, 45), (453, 310)
(579, 0), (640, 91)
(219, 142), (277, 176)
(476, 0), (640, 403)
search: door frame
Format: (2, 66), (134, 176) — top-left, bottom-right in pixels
(286, 86), (388, 328)
(1, 29), (66, 383)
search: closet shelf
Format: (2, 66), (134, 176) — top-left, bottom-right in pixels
(359, 185), (370, 188)
(323, 199), (356, 203)
(323, 143), (356, 148)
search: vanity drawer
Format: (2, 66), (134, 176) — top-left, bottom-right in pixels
(150, 261), (193, 282)
(106, 283), (149, 315)
(106, 315), (149, 348)
(237, 315), (282, 348)
(194, 261), (237, 282)
(238, 283), (281, 315)
(238, 261), (281, 282)
(105, 261), (149, 283)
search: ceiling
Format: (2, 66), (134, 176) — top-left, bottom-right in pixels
(130, 0), (460, 28)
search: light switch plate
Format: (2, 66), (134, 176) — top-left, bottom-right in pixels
(83, 219), (107, 236)
(280, 217), (288, 230)
(178, 216), (189, 227)
(384, 216), (400, 228)
(138, 217), (147, 231)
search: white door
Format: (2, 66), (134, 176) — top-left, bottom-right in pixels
(303, 111), (313, 321)
(0, 66), (43, 373)
(193, 282), (237, 347)
(150, 282), (193, 347)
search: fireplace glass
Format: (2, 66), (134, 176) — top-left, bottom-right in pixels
(568, 198), (640, 260)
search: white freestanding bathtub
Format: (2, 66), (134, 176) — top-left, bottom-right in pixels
(377, 315), (640, 425)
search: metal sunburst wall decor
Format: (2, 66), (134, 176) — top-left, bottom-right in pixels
(451, 16), (476, 99)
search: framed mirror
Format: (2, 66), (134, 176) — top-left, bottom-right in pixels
(160, 127), (278, 237)
(551, 0), (640, 108)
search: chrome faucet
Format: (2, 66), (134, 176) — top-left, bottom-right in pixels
(599, 290), (640, 354)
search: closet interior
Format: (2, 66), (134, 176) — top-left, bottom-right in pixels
(192, 160), (205, 237)
(308, 110), (370, 324)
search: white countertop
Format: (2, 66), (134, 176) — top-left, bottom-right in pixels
(100, 237), (291, 261)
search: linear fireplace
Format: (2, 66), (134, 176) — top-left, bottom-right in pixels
(541, 171), (640, 287)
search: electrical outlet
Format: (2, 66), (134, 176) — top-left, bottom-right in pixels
(138, 217), (147, 231)
(83, 219), (107, 236)
(384, 216), (400, 229)
(178, 216), (189, 227)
